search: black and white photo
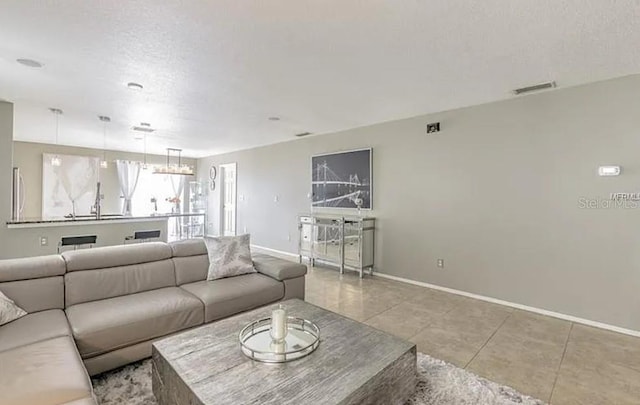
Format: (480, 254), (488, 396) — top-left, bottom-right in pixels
(311, 148), (372, 209)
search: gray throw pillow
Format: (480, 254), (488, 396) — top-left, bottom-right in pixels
(0, 290), (27, 326)
(204, 234), (256, 280)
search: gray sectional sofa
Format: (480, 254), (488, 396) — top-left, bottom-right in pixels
(0, 239), (307, 405)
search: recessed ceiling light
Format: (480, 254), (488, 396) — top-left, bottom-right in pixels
(127, 82), (144, 91)
(17, 58), (43, 68)
(268, 116), (280, 121)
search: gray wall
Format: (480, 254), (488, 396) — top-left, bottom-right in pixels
(198, 74), (640, 331)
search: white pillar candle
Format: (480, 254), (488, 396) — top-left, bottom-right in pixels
(270, 305), (287, 342)
(270, 340), (286, 354)
(269, 339), (286, 362)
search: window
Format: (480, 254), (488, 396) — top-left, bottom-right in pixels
(130, 169), (179, 216)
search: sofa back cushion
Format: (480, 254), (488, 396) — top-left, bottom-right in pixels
(63, 242), (175, 307)
(0, 255), (66, 313)
(170, 239), (209, 285)
(62, 242), (171, 271)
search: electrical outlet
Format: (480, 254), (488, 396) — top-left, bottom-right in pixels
(243, 226), (248, 234)
(287, 233), (291, 242)
(40, 236), (48, 246)
(437, 259), (444, 268)
(239, 194), (245, 202)
(274, 195), (279, 203)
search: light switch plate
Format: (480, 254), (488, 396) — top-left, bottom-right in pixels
(40, 236), (48, 246)
(598, 166), (621, 176)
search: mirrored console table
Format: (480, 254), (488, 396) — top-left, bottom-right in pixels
(298, 214), (375, 278)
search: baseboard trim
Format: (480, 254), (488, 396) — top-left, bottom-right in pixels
(250, 244), (640, 338)
(375, 272), (640, 338)
(251, 244), (299, 261)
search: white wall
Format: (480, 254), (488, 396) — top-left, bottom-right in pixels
(198, 74), (640, 332)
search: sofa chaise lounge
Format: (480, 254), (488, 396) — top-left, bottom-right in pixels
(0, 239), (307, 405)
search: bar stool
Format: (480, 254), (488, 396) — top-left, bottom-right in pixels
(57, 235), (97, 253)
(124, 230), (161, 244)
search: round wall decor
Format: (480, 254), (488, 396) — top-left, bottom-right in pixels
(209, 180), (216, 191)
(209, 165), (217, 181)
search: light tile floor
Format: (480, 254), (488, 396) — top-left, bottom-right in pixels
(304, 266), (640, 404)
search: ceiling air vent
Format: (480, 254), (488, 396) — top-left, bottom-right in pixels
(513, 81), (556, 95)
(132, 125), (155, 133)
(295, 132), (312, 138)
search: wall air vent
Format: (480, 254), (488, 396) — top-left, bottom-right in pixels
(295, 132), (312, 138)
(513, 81), (556, 95)
(426, 122), (440, 133)
(132, 125), (155, 133)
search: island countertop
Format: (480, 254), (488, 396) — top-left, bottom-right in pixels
(6, 212), (205, 229)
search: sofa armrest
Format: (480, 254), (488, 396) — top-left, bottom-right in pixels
(252, 253), (307, 281)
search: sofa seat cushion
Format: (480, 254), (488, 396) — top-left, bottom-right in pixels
(181, 273), (284, 323)
(252, 253), (307, 281)
(66, 287), (204, 358)
(0, 336), (94, 405)
(0, 309), (71, 353)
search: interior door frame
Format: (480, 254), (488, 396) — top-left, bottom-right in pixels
(219, 162), (237, 236)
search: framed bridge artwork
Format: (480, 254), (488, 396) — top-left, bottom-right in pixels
(311, 148), (372, 209)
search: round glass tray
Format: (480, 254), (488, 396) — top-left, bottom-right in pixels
(239, 316), (320, 363)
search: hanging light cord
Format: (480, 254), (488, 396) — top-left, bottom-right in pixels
(55, 113), (59, 145)
(102, 120), (107, 161)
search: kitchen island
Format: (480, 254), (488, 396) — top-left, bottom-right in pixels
(2, 213), (205, 259)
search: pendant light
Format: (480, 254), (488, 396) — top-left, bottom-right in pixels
(153, 148), (194, 175)
(49, 108), (63, 167)
(98, 115), (110, 168)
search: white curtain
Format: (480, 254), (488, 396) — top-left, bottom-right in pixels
(116, 160), (141, 216)
(170, 175), (185, 213)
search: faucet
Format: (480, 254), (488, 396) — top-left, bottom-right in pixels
(90, 182), (102, 220)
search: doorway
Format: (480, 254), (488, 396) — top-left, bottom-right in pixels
(219, 163), (237, 236)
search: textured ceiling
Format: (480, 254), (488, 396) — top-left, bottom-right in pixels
(0, 1), (639, 158)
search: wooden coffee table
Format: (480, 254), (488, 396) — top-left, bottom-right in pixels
(152, 299), (416, 405)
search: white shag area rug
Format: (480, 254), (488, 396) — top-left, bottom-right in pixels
(92, 353), (545, 405)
